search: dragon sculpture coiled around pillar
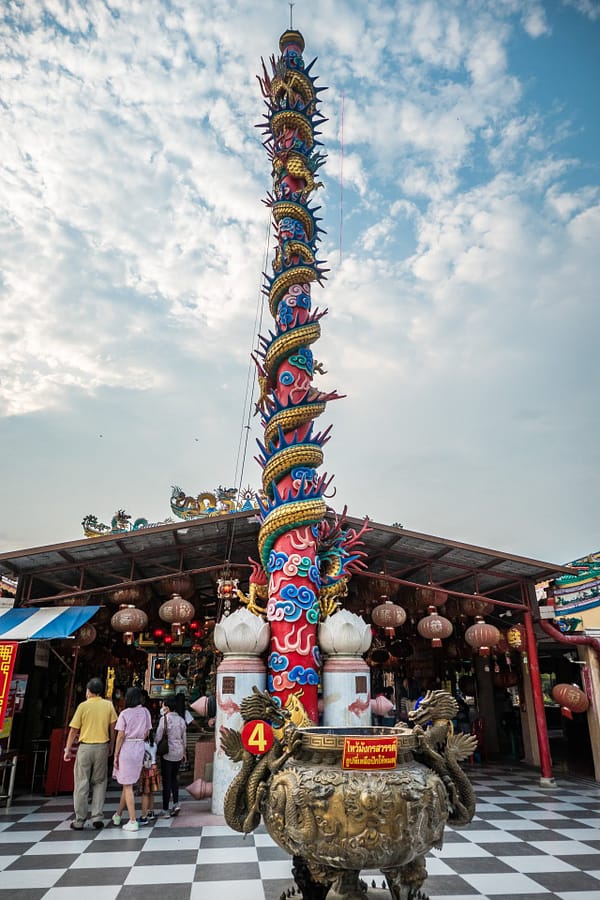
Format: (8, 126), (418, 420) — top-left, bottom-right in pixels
(252, 29), (368, 723)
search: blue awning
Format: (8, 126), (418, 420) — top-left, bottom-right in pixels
(0, 606), (100, 641)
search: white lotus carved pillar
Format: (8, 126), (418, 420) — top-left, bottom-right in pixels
(211, 608), (270, 815)
(318, 610), (372, 727)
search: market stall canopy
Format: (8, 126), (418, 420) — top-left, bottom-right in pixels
(0, 606), (99, 641)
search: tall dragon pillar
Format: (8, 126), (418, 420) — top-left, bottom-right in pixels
(254, 30), (340, 724)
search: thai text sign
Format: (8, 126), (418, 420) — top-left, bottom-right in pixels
(0, 642), (18, 730)
(342, 735), (398, 769)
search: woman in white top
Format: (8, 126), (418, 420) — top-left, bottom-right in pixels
(155, 695), (187, 816)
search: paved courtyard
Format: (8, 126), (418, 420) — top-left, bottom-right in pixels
(1, 764), (600, 900)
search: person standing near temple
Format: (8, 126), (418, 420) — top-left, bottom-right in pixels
(156, 695), (187, 817)
(111, 686), (152, 831)
(64, 677), (118, 829)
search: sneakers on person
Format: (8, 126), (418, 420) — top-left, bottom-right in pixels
(147, 811), (155, 821)
(170, 805), (181, 817)
(158, 809), (170, 817)
(112, 813), (122, 826)
(122, 820), (139, 832)
(70, 821), (84, 830)
(92, 820), (104, 829)
(138, 816), (149, 825)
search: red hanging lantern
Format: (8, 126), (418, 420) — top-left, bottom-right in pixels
(159, 593), (195, 637)
(461, 597), (494, 618)
(56, 589), (89, 607)
(72, 623), (96, 647)
(415, 587), (448, 609)
(416, 605), (453, 648)
(160, 575), (194, 599)
(493, 670), (519, 689)
(551, 683), (589, 719)
(106, 586), (149, 607)
(371, 597), (407, 637)
(464, 616), (501, 657)
(111, 604), (148, 645)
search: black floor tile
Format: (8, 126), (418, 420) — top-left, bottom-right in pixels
(117, 887), (191, 900)
(5, 853), (78, 869)
(2, 822), (52, 832)
(556, 853), (600, 870)
(421, 874), (479, 894)
(194, 861), (261, 881)
(82, 839), (145, 853)
(445, 856), (519, 874)
(529, 870), (600, 891)
(503, 828), (572, 841)
(477, 841), (548, 856)
(54, 867), (133, 886)
(263, 879), (296, 900)
(0, 842), (36, 855)
(197, 834), (253, 848)
(0, 892), (46, 900)
(137, 848), (197, 865)
(256, 844), (291, 861)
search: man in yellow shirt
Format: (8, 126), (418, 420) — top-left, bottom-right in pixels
(64, 677), (118, 829)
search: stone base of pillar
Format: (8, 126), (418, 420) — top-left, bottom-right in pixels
(322, 657), (371, 727)
(211, 656), (266, 815)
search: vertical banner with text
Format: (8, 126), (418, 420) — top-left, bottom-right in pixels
(0, 642), (19, 731)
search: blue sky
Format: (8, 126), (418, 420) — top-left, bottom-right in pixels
(1, 0), (598, 564)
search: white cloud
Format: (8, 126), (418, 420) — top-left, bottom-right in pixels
(0, 0), (598, 562)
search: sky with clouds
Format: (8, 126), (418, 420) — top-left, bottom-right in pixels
(1, 0), (598, 565)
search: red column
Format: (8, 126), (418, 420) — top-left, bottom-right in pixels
(523, 610), (553, 781)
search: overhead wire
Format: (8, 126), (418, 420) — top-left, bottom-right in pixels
(224, 210), (272, 565)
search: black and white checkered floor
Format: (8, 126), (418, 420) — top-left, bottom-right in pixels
(1, 764), (600, 900)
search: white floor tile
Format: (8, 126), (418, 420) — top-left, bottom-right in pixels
(431, 843), (492, 858)
(498, 855), (577, 872)
(20, 812), (72, 822)
(253, 832), (279, 847)
(196, 846), (258, 865)
(529, 840), (597, 855)
(554, 828), (600, 841)
(0, 855), (18, 870)
(191, 881), (265, 900)
(0, 869), (63, 888)
(43, 889), (121, 900)
(144, 835), (200, 850)
(556, 894), (600, 900)
(197, 824), (235, 836)
(0, 829), (50, 842)
(487, 818), (546, 830)
(463, 829), (521, 842)
(25, 840), (93, 854)
(258, 858), (294, 879)
(462, 872), (549, 893)
(125, 864), (197, 885)
(422, 857), (456, 876)
(514, 810), (568, 820)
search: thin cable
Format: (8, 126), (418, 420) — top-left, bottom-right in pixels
(339, 89), (345, 265)
(225, 211), (271, 564)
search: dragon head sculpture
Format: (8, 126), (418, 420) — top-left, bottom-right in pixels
(409, 689), (459, 727)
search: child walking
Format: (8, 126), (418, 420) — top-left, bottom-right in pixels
(138, 729), (161, 825)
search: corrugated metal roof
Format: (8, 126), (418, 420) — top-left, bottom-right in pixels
(0, 510), (575, 610)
